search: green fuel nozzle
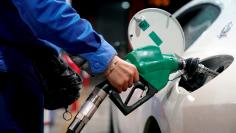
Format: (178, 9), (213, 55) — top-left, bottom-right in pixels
(125, 45), (181, 91)
(125, 45), (219, 91)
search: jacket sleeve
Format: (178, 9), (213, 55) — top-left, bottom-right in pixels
(10, 0), (117, 74)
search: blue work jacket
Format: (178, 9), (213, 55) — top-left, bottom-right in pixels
(0, 0), (116, 132)
(0, 0), (116, 74)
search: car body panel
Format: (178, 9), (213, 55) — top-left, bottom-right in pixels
(112, 0), (236, 133)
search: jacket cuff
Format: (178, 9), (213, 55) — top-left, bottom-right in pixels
(80, 39), (117, 74)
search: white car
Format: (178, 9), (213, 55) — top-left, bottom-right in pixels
(111, 0), (236, 133)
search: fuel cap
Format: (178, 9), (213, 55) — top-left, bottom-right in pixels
(128, 8), (185, 55)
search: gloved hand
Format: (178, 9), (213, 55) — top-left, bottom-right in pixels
(105, 56), (139, 92)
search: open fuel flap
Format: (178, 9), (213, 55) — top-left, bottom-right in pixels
(128, 8), (185, 55)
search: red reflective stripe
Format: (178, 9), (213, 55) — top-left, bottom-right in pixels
(71, 101), (79, 113)
(62, 53), (81, 74)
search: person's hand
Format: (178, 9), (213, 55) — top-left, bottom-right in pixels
(105, 56), (139, 92)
